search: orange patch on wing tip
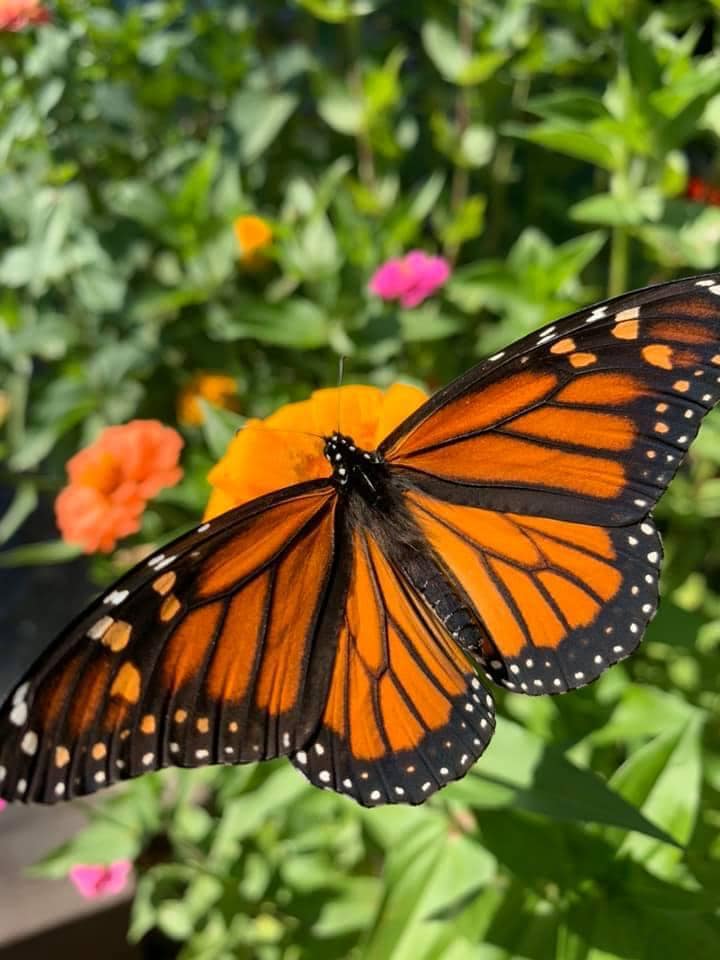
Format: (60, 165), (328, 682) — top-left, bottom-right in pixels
(550, 337), (576, 355)
(612, 319), (639, 340)
(569, 352), (597, 368)
(152, 572), (176, 596)
(654, 421), (669, 434)
(673, 379), (690, 393)
(160, 595), (182, 622)
(55, 746), (70, 768)
(102, 620), (132, 653)
(642, 344), (673, 370)
(111, 662), (141, 704)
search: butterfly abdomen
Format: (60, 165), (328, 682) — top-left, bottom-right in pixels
(402, 557), (487, 659)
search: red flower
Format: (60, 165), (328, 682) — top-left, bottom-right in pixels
(0, 0), (50, 31)
(685, 176), (720, 207)
(55, 420), (183, 554)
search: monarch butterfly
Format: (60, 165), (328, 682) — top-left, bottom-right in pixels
(2, 274), (720, 808)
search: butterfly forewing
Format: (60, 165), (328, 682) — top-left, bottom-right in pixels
(382, 275), (720, 526)
(0, 482), (338, 803)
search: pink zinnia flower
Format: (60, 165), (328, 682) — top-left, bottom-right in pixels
(0, 0), (51, 31)
(0, 799), (7, 812)
(69, 861), (133, 900)
(369, 250), (451, 309)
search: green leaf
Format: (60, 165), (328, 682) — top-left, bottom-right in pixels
(362, 812), (495, 960)
(0, 481), (38, 545)
(440, 195), (487, 249)
(318, 89), (364, 135)
(571, 188), (663, 226)
(460, 125), (495, 167)
(296, 0), (377, 23)
(611, 716), (705, 877)
(422, 21), (467, 83)
(399, 306), (464, 342)
(422, 21), (507, 86)
(0, 540), (82, 567)
(198, 400), (244, 461)
(450, 720), (676, 843)
(507, 121), (619, 170)
(232, 92), (300, 164)
(210, 766), (309, 865)
(209, 298), (330, 349)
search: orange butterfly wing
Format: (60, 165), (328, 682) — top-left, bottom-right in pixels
(377, 274), (720, 693)
(382, 275), (720, 526)
(0, 482), (339, 803)
(405, 490), (662, 692)
(291, 526), (495, 805)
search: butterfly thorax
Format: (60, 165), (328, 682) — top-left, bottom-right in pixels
(324, 433), (387, 502)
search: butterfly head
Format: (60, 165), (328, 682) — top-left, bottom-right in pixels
(324, 433), (380, 490)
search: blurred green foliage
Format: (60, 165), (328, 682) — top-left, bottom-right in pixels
(3, 1), (720, 957)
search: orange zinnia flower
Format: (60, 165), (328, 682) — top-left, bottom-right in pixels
(204, 383), (427, 520)
(0, 0), (50, 31)
(56, 420), (184, 554)
(177, 373), (239, 427)
(233, 215), (273, 264)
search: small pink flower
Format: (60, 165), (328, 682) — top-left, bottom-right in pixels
(0, 0), (51, 31)
(0, 799), (7, 812)
(69, 861), (133, 900)
(369, 250), (451, 309)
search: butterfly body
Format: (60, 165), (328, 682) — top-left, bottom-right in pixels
(3, 274), (720, 807)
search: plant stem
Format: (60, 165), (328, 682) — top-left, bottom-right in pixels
(346, 16), (376, 189)
(609, 226), (628, 298)
(447, 0), (474, 260)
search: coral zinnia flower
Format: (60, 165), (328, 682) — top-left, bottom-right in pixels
(233, 215), (273, 264)
(55, 420), (184, 554)
(205, 383), (427, 520)
(0, 0), (50, 30)
(69, 861), (133, 900)
(178, 373), (239, 427)
(369, 251), (451, 308)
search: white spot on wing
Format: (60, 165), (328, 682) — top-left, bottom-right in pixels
(104, 589), (129, 607)
(10, 702), (28, 727)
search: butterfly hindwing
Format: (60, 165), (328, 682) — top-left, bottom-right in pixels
(406, 490), (662, 693)
(382, 274), (720, 526)
(291, 526), (495, 806)
(0, 482), (339, 803)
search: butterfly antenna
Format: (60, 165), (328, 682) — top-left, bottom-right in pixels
(336, 355), (346, 433)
